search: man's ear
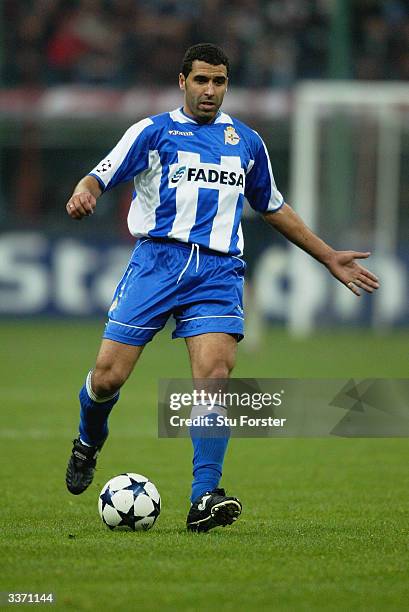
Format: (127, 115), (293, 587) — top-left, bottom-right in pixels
(179, 73), (185, 91)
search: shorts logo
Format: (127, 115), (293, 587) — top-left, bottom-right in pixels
(224, 126), (240, 145)
(171, 166), (187, 184)
(109, 297), (118, 312)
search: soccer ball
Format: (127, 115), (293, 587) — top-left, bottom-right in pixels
(98, 473), (161, 531)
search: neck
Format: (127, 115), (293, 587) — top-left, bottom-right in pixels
(182, 105), (217, 125)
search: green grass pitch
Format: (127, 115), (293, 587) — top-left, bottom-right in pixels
(1, 321), (409, 611)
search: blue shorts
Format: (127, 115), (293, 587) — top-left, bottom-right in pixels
(103, 238), (246, 346)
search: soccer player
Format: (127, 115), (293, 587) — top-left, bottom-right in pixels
(65, 43), (379, 532)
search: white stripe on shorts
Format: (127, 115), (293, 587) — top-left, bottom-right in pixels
(108, 319), (161, 330)
(179, 315), (244, 322)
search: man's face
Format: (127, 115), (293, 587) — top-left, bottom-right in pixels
(179, 60), (228, 123)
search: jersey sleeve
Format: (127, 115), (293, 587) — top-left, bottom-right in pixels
(244, 133), (284, 213)
(88, 117), (154, 192)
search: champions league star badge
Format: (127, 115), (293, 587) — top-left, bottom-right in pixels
(224, 126), (240, 145)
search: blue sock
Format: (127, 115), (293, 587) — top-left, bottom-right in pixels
(78, 371), (119, 447)
(190, 412), (230, 503)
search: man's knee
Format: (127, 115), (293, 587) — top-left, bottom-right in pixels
(91, 364), (127, 397)
(198, 360), (233, 379)
(90, 341), (144, 397)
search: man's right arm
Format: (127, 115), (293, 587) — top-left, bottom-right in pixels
(66, 175), (102, 220)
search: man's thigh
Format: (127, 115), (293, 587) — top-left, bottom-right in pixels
(185, 333), (238, 379)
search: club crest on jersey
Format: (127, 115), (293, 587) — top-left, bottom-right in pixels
(224, 126), (240, 145)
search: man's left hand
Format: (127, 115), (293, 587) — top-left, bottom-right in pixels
(325, 251), (380, 296)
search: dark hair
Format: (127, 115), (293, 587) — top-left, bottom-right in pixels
(181, 43), (230, 78)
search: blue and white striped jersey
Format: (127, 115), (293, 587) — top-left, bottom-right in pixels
(89, 107), (284, 256)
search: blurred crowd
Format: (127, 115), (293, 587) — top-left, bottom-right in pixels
(2, 0), (409, 88)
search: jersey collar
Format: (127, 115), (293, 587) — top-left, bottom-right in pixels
(169, 107), (233, 125)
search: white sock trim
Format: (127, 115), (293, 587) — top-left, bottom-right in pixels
(190, 403), (227, 419)
(86, 371), (119, 403)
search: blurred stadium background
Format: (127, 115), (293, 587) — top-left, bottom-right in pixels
(1, 0), (408, 338)
(2, 3), (409, 609)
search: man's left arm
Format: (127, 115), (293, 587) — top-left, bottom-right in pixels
(263, 203), (380, 296)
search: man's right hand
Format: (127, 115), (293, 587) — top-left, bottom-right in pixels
(66, 192), (97, 220)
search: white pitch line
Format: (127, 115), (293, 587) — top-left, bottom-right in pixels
(0, 429), (157, 440)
